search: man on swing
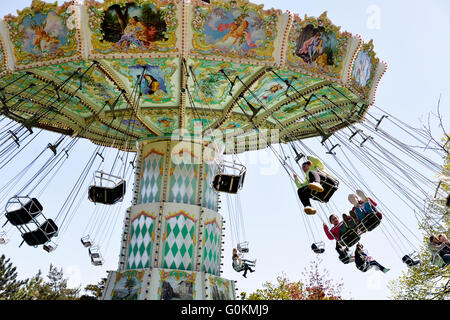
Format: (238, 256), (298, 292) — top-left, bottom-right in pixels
(293, 155), (338, 215)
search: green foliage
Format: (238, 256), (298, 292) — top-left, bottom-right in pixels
(389, 139), (449, 300)
(241, 258), (344, 300)
(0, 254), (27, 300)
(83, 277), (107, 300)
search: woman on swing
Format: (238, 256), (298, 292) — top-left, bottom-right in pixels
(293, 155), (338, 215)
(232, 248), (256, 278)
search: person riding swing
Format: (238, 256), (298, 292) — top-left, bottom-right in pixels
(293, 155), (339, 215)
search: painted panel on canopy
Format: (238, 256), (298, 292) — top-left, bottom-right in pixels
(107, 57), (178, 106)
(187, 58), (259, 108)
(190, 0), (280, 62)
(349, 40), (379, 100)
(103, 110), (151, 136)
(86, 0), (178, 56)
(286, 12), (352, 81)
(140, 108), (179, 135)
(36, 61), (122, 114)
(184, 112), (214, 134)
(245, 70), (320, 106)
(4, 0), (80, 67)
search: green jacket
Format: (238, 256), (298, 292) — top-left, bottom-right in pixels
(294, 155), (326, 188)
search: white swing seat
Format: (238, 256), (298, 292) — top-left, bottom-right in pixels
(237, 241), (249, 253)
(311, 241), (325, 254)
(81, 235), (92, 248)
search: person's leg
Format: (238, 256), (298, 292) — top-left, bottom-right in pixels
(440, 254), (450, 264)
(242, 259), (255, 266)
(370, 260), (389, 273)
(242, 266), (248, 278)
(308, 171), (321, 183)
(298, 187), (312, 207)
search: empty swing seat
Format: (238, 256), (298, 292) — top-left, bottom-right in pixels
(5, 198), (43, 226)
(212, 162), (246, 194)
(88, 180), (126, 205)
(81, 236), (92, 248)
(340, 229), (360, 248)
(311, 242), (325, 254)
(237, 241), (249, 254)
(21, 219), (58, 247)
(402, 254), (420, 267)
(311, 177), (339, 203)
(361, 212), (381, 232)
(213, 173), (245, 194)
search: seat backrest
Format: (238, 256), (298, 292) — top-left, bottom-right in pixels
(361, 213), (381, 231)
(341, 230), (360, 248)
(41, 219), (58, 235)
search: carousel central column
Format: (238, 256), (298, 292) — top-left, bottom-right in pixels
(102, 138), (236, 300)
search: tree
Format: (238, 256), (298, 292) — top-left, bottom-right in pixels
(241, 258), (344, 300)
(0, 254), (27, 300)
(82, 277), (107, 300)
(388, 135), (449, 300)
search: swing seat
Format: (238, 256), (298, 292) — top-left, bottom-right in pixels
(21, 219), (58, 247)
(340, 229), (360, 248)
(311, 242), (325, 254)
(91, 259), (103, 266)
(339, 255), (353, 264)
(361, 212), (381, 232)
(89, 246), (104, 266)
(311, 176), (339, 203)
(4, 198), (43, 226)
(357, 261), (371, 272)
(212, 173), (245, 194)
(232, 262), (244, 272)
(212, 162), (246, 194)
(88, 180), (126, 205)
(81, 236), (92, 247)
(402, 254), (420, 267)
(237, 241), (249, 253)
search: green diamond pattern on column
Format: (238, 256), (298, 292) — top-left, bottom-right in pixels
(127, 212), (155, 270)
(169, 161), (198, 205)
(202, 162), (218, 211)
(202, 220), (220, 276)
(163, 212), (196, 271)
(138, 151), (163, 204)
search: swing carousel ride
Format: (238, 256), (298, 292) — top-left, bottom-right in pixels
(0, 0), (448, 300)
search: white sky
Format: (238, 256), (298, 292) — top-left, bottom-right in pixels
(0, 0), (449, 300)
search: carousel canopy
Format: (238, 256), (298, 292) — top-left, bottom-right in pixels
(0, 0), (386, 153)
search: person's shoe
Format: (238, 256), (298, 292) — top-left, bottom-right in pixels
(349, 210), (359, 224)
(250, 269), (255, 273)
(356, 190), (368, 202)
(304, 206), (317, 215)
(382, 268), (390, 273)
(308, 182), (324, 193)
(243, 274), (247, 278)
(348, 194), (359, 206)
